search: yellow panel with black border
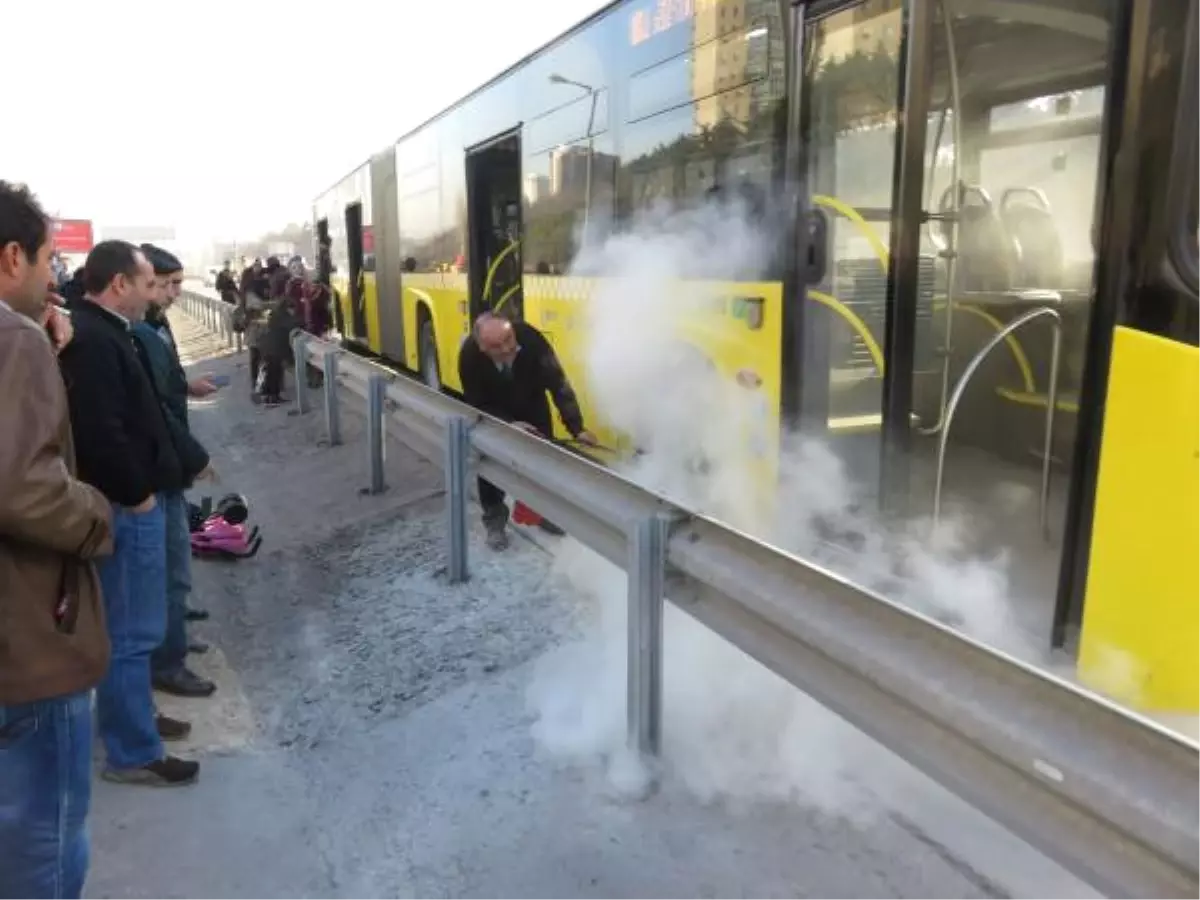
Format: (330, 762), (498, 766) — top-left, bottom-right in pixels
(1078, 327), (1199, 712)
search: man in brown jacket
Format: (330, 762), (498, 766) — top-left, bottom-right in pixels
(0, 181), (114, 900)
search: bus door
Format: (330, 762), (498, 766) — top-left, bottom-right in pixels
(465, 129), (524, 322)
(787, 0), (930, 505)
(344, 201), (367, 339)
(316, 216), (345, 336)
(790, 0), (1124, 645)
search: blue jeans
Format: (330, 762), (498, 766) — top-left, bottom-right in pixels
(95, 500), (167, 770)
(0, 692), (93, 899)
(151, 491), (192, 678)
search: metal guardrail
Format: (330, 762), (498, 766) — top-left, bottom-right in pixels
(182, 288), (1199, 899)
(179, 287), (241, 353)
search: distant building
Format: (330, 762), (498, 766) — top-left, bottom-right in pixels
(524, 174), (551, 205)
(550, 146), (618, 198)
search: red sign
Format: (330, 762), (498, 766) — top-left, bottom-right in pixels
(361, 225), (375, 255)
(52, 219), (94, 254)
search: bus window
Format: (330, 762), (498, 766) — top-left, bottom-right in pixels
(615, 10), (785, 280)
(908, 0), (1116, 616)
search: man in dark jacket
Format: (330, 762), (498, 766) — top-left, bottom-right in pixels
(58, 240), (200, 788)
(214, 260), (238, 304)
(132, 245), (218, 700)
(0, 181), (114, 899)
(458, 313), (595, 549)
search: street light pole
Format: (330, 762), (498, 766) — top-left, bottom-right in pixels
(550, 73), (599, 251)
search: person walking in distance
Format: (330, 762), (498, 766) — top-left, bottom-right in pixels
(0, 181), (114, 898)
(132, 245), (219, 703)
(458, 312), (596, 549)
(58, 240), (200, 787)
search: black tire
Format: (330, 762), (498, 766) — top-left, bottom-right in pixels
(419, 318), (441, 391)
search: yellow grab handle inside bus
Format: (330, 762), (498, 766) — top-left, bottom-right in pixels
(808, 289), (886, 376)
(483, 240), (521, 307)
(814, 194), (890, 274)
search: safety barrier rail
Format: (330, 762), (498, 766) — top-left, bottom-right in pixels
(179, 287), (241, 353)
(181, 287), (1198, 899)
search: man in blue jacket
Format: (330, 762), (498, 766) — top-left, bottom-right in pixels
(131, 246), (219, 701)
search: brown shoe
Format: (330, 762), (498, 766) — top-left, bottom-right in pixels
(102, 755), (200, 787)
(155, 714), (192, 742)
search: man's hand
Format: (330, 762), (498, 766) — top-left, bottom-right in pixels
(130, 495), (157, 514)
(188, 377), (219, 398)
(40, 301), (73, 354)
(512, 421), (540, 435)
(575, 430), (599, 447)
(195, 464), (218, 482)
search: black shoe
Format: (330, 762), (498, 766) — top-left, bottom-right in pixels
(185, 607), (210, 622)
(538, 520), (565, 536)
(155, 714), (192, 741)
(102, 755), (199, 787)
(153, 667), (216, 698)
(188, 640), (210, 655)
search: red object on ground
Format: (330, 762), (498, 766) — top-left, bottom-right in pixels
(511, 501), (543, 526)
(52, 219), (94, 254)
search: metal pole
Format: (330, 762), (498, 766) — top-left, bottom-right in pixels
(444, 416), (469, 583)
(322, 349), (341, 446)
(291, 332), (310, 414)
(365, 373), (386, 494)
(933, 306), (1061, 532)
(627, 514), (668, 763)
(1040, 319), (1062, 540)
(582, 88), (598, 249)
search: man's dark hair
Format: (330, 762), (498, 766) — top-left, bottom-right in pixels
(0, 180), (50, 262)
(83, 240), (142, 295)
(140, 243), (183, 275)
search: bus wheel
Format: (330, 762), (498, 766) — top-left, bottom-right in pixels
(420, 319), (441, 391)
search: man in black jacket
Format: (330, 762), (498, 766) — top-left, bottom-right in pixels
(132, 245), (218, 700)
(58, 240), (200, 788)
(458, 313), (595, 549)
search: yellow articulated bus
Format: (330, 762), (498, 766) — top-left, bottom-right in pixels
(314, 0), (1197, 712)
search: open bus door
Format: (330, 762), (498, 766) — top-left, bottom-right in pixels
(316, 217), (344, 336)
(344, 201), (367, 339)
(465, 129), (524, 323)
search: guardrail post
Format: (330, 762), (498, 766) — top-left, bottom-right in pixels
(322, 349), (341, 446)
(444, 416), (470, 583)
(627, 514), (668, 770)
(291, 332), (310, 415)
(364, 374), (387, 495)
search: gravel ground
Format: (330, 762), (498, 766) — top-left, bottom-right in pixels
(85, 309), (1098, 899)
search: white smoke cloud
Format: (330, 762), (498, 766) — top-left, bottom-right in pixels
(526, 196), (1030, 812)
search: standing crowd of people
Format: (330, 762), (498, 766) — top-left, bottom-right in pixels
(0, 181), (223, 898)
(216, 254), (333, 405)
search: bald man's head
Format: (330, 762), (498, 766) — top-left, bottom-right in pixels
(474, 313), (519, 365)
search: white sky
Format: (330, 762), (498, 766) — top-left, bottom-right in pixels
(5, 0), (606, 247)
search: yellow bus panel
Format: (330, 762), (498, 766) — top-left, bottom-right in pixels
(1078, 326), (1199, 713)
